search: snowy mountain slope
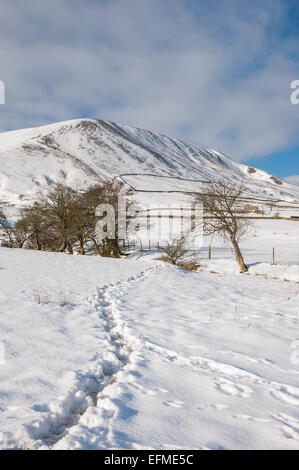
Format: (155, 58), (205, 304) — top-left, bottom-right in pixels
(0, 118), (299, 206)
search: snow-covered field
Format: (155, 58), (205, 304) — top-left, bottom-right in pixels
(0, 249), (155, 449)
(0, 117), (298, 450)
(53, 266), (299, 450)
(198, 219), (299, 282)
(0, 216), (298, 450)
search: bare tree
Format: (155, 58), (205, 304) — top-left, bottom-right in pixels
(37, 181), (78, 253)
(85, 178), (132, 257)
(71, 189), (101, 255)
(19, 204), (45, 250)
(195, 180), (253, 273)
(0, 217), (29, 248)
(158, 236), (188, 265)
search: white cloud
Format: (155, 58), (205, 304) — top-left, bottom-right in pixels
(285, 175), (299, 185)
(0, 0), (298, 161)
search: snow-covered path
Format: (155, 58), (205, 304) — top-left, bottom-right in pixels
(0, 248), (299, 450)
(0, 248), (155, 449)
(52, 265), (299, 450)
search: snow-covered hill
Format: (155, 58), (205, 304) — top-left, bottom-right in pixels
(0, 118), (299, 207)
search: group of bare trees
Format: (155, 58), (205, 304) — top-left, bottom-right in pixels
(0, 178), (252, 271)
(0, 179), (130, 257)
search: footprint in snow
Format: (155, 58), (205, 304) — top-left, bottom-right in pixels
(164, 400), (184, 408)
(198, 404), (228, 411)
(215, 378), (253, 398)
(233, 414), (270, 423)
(273, 413), (299, 440)
(271, 386), (299, 407)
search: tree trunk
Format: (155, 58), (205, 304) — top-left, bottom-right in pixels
(231, 236), (248, 273)
(78, 236), (85, 255)
(91, 237), (103, 256)
(58, 240), (67, 252)
(109, 239), (122, 258)
(34, 232), (41, 250)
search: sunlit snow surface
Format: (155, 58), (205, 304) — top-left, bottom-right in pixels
(0, 219), (298, 450)
(0, 119), (299, 450)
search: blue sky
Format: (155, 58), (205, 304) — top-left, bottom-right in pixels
(0, 0), (298, 179)
(245, 148), (299, 179)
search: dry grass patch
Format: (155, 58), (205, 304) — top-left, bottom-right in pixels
(59, 293), (71, 307)
(177, 260), (200, 271)
(34, 291), (51, 305)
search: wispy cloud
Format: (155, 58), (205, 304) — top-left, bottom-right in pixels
(0, 0), (298, 161)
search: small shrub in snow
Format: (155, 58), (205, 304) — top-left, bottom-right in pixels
(158, 237), (188, 266)
(34, 291), (50, 305)
(59, 293), (70, 307)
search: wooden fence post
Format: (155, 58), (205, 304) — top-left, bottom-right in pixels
(208, 245), (211, 260)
